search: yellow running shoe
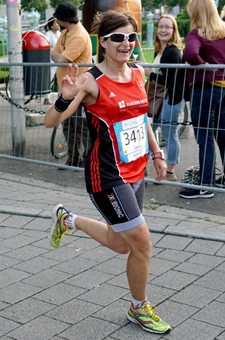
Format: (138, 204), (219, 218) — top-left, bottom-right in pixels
(127, 301), (171, 333)
(49, 204), (72, 248)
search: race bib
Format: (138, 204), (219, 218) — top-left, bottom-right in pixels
(113, 114), (148, 163)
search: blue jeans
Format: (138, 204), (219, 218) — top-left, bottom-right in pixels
(152, 97), (185, 164)
(191, 86), (225, 185)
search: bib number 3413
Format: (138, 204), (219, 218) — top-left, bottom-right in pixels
(113, 113), (149, 163)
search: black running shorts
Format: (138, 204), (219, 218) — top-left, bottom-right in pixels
(89, 179), (145, 232)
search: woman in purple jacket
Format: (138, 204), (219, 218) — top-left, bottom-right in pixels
(179, 0), (225, 199)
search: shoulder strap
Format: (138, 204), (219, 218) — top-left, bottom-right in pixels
(127, 62), (138, 69)
(87, 66), (103, 79)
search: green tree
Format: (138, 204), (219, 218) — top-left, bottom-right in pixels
(49, 0), (83, 10)
(21, 0), (48, 13)
(142, 0), (225, 12)
(176, 5), (189, 19)
(218, 0), (225, 14)
(142, 0), (188, 12)
(166, 0), (188, 9)
(176, 5), (190, 36)
(141, 0), (159, 11)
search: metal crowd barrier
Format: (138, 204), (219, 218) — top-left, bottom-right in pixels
(0, 62), (224, 193)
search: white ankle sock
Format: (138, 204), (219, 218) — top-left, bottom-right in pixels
(132, 297), (147, 308)
(63, 212), (77, 230)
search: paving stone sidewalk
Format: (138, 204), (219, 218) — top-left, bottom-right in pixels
(0, 172), (225, 340)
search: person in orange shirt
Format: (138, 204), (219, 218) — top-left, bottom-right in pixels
(51, 2), (92, 167)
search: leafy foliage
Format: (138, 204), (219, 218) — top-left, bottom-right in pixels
(21, 0), (83, 13)
(175, 6), (190, 37)
(141, 0), (188, 11)
(142, 0), (225, 14)
(218, 0), (225, 14)
(21, 0), (48, 13)
(49, 0), (83, 10)
(176, 5), (189, 19)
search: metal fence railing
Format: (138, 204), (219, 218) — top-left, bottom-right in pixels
(0, 62), (224, 193)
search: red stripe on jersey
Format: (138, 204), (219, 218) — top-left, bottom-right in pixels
(90, 137), (101, 192)
(90, 116), (101, 192)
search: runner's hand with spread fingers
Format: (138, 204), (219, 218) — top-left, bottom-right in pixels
(61, 64), (88, 100)
(44, 64), (89, 128)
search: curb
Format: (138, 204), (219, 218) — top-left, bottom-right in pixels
(1, 207), (224, 243)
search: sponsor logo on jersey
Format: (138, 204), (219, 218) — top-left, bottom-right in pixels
(118, 98), (147, 109)
(118, 100), (126, 109)
(109, 92), (116, 98)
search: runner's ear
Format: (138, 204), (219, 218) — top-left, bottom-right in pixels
(99, 37), (107, 50)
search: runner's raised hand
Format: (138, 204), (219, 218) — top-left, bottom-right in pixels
(61, 64), (88, 100)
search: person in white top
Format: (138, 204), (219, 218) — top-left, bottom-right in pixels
(43, 17), (61, 105)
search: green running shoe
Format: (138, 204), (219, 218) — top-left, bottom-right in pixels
(127, 302), (171, 333)
(49, 204), (72, 248)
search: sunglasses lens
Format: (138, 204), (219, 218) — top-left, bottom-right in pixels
(128, 33), (137, 42)
(111, 34), (124, 42)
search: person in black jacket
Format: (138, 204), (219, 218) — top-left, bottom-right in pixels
(145, 14), (186, 181)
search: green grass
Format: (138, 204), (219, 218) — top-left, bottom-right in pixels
(144, 203), (158, 210)
(140, 43), (155, 63)
(0, 41), (9, 83)
(0, 67), (9, 84)
(141, 49), (155, 63)
(0, 42), (3, 57)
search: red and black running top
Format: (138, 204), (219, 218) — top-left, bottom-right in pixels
(84, 63), (148, 193)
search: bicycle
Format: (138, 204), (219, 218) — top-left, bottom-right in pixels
(50, 123), (68, 158)
(50, 104), (89, 159)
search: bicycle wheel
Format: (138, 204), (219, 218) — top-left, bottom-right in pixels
(50, 124), (68, 159)
(157, 102), (189, 147)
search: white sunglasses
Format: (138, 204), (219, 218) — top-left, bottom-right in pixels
(103, 32), (137, 42)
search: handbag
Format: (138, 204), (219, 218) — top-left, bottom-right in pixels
(181, 163), (222, 185)
(145, 79), (168, 119)
(181, 166), (200, 185)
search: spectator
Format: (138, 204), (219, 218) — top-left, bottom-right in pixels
(51, 3), (92, 167)
(43, 17), (61, 105)
(145, 15), (186, 181)
(179, 0), (225, 198)
(44, 10), (171, 335)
